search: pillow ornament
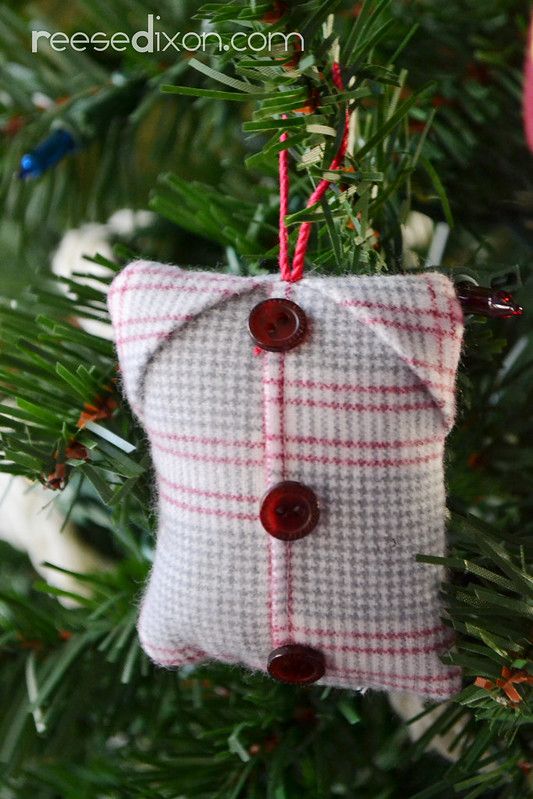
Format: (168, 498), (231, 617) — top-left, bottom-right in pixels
(108, 71), (468, 700)
(108, 261), (466, 699)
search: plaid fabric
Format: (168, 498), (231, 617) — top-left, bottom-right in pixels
(108, 260), (464, 699)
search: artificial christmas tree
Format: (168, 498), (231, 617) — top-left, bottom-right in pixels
(0, 2), (532, 797)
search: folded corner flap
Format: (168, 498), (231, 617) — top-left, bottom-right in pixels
(107, 261), (266, 415)
(310, 272), (465, 431)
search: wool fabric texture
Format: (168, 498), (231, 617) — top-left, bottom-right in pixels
(108, 260), (465, 699)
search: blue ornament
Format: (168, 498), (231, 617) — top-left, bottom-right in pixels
(19, 128), (77, 180)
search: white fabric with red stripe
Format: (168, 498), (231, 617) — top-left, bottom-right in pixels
(108, 261), (464, 699)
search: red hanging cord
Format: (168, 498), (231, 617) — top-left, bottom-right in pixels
(279, 62), (350, 282)
(279, 125), (291, 281)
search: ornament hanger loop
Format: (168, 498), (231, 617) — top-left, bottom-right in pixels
(278, 62), (350, 282)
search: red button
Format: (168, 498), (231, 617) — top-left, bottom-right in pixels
(260, 481), (319, 541)
(248, 298), (307, 352)
(267, 644), (325, 685)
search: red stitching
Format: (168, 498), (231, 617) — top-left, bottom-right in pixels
(358, 315), (461, 339)
(263, 288), (275, 648)
(266, 397), (444, 412)
(279, 360), (286, 481)
(405, 357), (455, 376)
(158, 476), (259, 504)
(115, 313), (195, 328)
(266, 433), (442, 450)
(108, 282), (242, 297)
(152, 441), (442, 468)
(318, 640), (453, 656)
(115, 330), (174, 346)
(148, 429), (442, 451)
(287, 542), (294, 638)
(285, 451), (441, 467)
(263, 384), (284, 480)
(271, 623), (451, 639)
(267, 531), (274, 646)
(330, 665), (460, 684)
(263, 376), (453, 395)
(426, 278), (444, 370)
(108, 266), (264, 297)
(147, 427), (264, 450)
(340, 298), (463, 324)
(160, 491), (258, 521)
(281, 284), (292, 637)
(151, 441), (263, 466)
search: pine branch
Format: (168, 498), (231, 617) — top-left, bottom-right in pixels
(0, 3), (532, 798)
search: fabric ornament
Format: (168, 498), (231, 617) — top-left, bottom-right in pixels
(108, 260), (464, 700)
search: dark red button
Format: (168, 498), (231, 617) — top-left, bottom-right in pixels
(248, 298), (307, 352)
(267, 644), (325, 685)
(260, 481), (319, 541)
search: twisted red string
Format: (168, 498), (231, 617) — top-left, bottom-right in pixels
(279, 121), (291, 281)
(279, 62), (350, 282)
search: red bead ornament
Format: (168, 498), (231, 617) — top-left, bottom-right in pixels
(248, 298), (308, 352)
(267, 644), (326, 685)
(260, 481), (319, 541)
(456, 283), (523, 319)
